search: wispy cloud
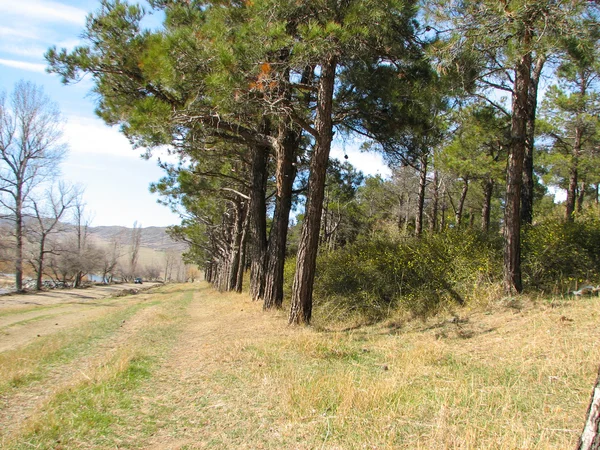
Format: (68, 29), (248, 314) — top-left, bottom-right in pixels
(0, 26), (40, 41)
(0, 0), (86, 25)
(0, 43), (47, 59)
(0, 58), (46, 73)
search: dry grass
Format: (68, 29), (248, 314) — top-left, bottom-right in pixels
(2, 283), (599, 449)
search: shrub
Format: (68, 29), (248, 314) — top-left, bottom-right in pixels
(313, 230), (502, 321)
(522, 210), (600, 293)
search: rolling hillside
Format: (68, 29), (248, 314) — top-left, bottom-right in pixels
(88, 226), (187, 252)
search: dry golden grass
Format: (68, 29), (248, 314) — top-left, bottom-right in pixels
(2, 283), (599, 449)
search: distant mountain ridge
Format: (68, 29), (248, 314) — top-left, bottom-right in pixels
(89, 225), (187, 252)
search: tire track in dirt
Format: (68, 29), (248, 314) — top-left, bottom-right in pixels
(134, 286), (298, 449)
(0, 283), (161, 352)
(0, 290), (170, 443)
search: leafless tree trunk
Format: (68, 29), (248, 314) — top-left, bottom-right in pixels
(72, 198), (92, 287)
(0, 81), (67, 291)
(129, 221), (142, 281)
(29, 182), (79, 290)
(102, 234), (123, 283)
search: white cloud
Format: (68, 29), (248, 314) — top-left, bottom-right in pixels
(0, 0), (86, 25)
(56, 38), (82, 51)
(0, 26), (40, 40)
(0, 43), (47, 58)
(331, 145), (391, 178)
(64, 115), (183, 164)
(0, 58), (46, 73)
(64, 115), (140, 158)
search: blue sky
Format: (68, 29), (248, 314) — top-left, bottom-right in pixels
(0, 0), (389, 227)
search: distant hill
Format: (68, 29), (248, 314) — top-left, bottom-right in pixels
(89, 226), (187, 252)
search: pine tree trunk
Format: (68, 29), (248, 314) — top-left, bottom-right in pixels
(440, 187), (447, 232)
(248, 144), (269, 301)
(264, 123), (299, 310)
(482, 178), (494, 233)
(521, 56), (545, 225)
(415, 154), (428, 237)
(404, 195), (411, 234)
(289, 56), (337, 325)
(456, 178), (469, 227)
(503, 31), (531, 294)
(566, 128), (582, 221)
(578, 181), (586, 214)
(430, 170), (439, 233)
(227, 200), (245, 291)
(578, 364), (600, 450)
(235, 208), (250, 293)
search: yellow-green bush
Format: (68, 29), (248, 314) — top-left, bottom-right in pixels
(313, 230), (502, 320)
(522, 211), (600, 293)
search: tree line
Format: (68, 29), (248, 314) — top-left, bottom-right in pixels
(0, 82), (192, 291)
(45, 0), (600, 325)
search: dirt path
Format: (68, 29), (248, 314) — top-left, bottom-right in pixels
(133, 287), (304, 449)
(0, 283), (161, 352)
(0, 285), (177, 443)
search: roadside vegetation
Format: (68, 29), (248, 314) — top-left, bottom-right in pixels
(2, 0), (598, 445)
(1, 284), (598, 449)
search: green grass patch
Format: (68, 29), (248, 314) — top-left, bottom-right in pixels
(4, 288), (194, 449)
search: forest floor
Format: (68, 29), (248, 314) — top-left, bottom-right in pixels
(0, 282), (598, 449)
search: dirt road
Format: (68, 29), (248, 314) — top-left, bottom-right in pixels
(0, 282), (161, 352)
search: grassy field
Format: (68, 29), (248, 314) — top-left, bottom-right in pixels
(1, 283), (598, 449)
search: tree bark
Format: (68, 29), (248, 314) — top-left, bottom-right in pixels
(578, 364), (600, 450)
(566, 128), (583, 221)
(521, 56), (545, 225)
(264, 122), (299, 310)
(227, 199), (245, 291)
(503, 29), (531, 294)
(578, 181), (586, 214)
(235, 206), (250, 293)
(415, 153), (428, 237)
(248, 143), (269, 301)
(456, 178), (469, 227)
(440, 186), (447, 232)
(430, 170), (439, 233)
(15, 191), (23, 291)
(289, 56), (337, 325)
(482, 177), (494, 233)
(36, 236), (46, 291)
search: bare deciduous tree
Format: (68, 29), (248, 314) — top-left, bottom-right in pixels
(71, 194), (93, 287)
(28, 182), (80, 290)
(0, 80), (67, 290)
(101, 234), (123, 283)
(128, 221), (142, 281)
